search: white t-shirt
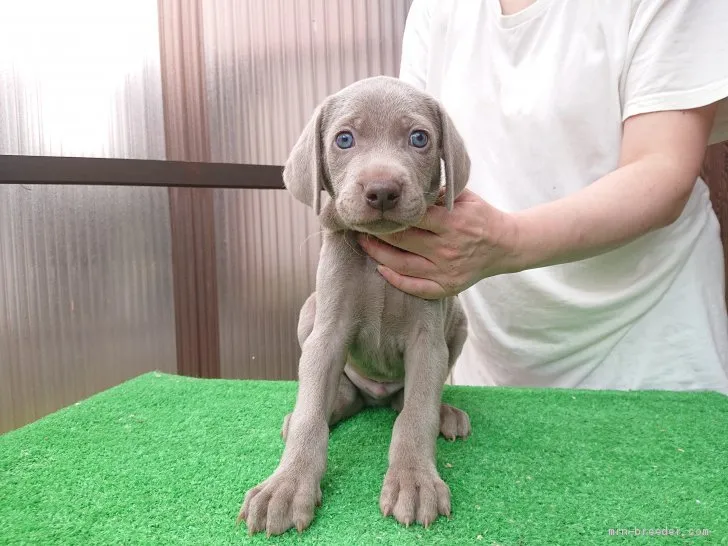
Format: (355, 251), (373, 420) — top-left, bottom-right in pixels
(399, 0), (728, 393)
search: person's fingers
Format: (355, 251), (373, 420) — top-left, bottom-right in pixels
(359, 236), (437, 279)
(376, 265), (446, 300)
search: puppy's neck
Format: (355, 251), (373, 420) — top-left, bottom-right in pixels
(314, 205), (379, 262)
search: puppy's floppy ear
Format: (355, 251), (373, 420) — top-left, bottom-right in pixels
(283, 103), (328, 215)
(437, 104), (471, 211)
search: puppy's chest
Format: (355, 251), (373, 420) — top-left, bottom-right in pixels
(348, 267), (415, 379)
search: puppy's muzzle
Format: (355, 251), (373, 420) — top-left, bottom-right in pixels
(364, 180), (401, 212)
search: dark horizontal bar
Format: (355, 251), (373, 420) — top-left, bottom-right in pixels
(0, 154), (285, 189)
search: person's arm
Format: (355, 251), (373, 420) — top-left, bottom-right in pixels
(507, 103), (719, 272)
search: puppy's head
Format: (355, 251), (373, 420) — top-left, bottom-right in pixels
(283, 76), (470, 234)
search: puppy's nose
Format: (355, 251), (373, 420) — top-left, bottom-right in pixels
(365, 181), (400, 212)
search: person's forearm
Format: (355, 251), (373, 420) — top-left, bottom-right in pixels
(501, 104), (718, 275)
(505, 155), (698, 273)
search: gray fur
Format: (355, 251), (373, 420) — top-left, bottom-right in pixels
(238, 76), (472, 536)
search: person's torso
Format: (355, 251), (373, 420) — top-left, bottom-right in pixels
(418, 0), (727, 388)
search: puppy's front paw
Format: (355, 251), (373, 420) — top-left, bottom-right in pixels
(379, 463), (451, 528)
(238, 469), (322, 536)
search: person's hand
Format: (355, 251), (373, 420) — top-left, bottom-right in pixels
(357, 189), (520, 299)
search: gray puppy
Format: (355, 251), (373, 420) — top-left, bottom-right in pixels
(239, 75), (472, 536)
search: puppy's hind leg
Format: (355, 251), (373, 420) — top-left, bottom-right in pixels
(329, 372), (365, 427)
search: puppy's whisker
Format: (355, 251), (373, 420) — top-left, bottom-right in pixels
(345, 232), (367, 257)
(299, 230), (325, 256)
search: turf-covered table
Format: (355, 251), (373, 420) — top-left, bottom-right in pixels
(1, 372), (727, 545)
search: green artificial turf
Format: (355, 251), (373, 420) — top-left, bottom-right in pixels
(1, 372), (727, 545)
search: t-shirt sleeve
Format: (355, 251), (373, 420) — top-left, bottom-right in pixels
(621, 0), (728, 144)
(398, 0), (432, 91)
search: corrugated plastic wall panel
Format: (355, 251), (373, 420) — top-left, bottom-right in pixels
(203, 0), (413, 379)
(0, 1), (175, 432)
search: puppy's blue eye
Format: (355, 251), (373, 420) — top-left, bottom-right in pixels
(335, 131), (354, 149)
(409, 130), (428, 148)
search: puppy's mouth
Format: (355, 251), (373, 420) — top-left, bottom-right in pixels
(334, 192), (426, 234)
(349, 218), (409, 235)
